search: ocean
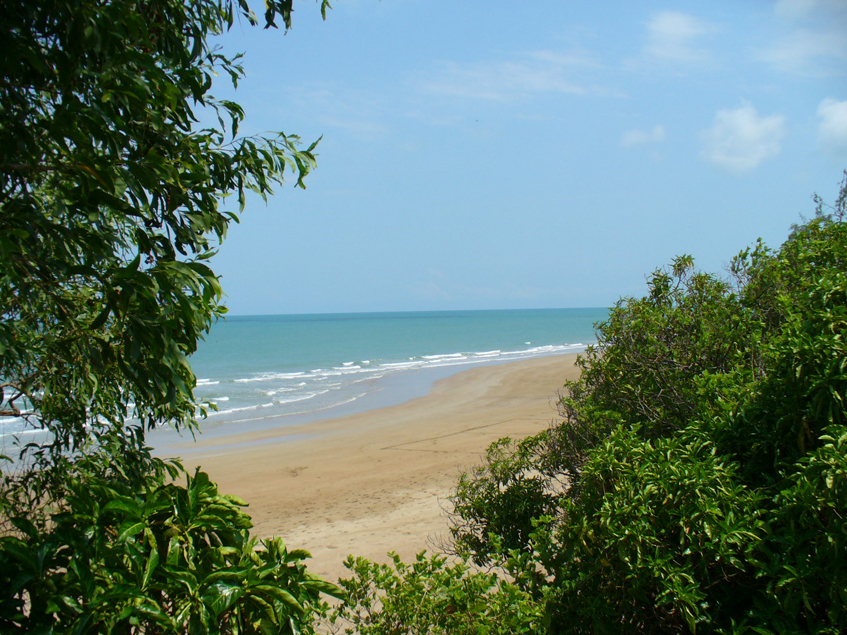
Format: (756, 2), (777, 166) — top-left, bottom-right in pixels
(1, 308), (607, 449)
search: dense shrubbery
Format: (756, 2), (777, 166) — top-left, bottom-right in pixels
(449, 177), (847, 633)
(330, 552), (542, 634)
(0, 448), (339, 633)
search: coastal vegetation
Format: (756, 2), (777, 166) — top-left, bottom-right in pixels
(328, 180), (847, 634)
(2, 0), (845, 633)
(441, 179), (847, 633)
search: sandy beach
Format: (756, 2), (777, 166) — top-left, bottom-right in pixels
(164, 353), (581, 582)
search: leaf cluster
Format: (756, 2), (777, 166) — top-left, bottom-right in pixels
(0, 0), (321, 467)
(329, 551), (543, 635)
(0, 451), (341, 634)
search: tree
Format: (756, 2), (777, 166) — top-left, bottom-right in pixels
(450, 176), (847, 633)
(1, 0), (326, 473)
(1, 1), (339, 631)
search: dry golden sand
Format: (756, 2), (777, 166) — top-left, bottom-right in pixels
(166, 353), (581, 583)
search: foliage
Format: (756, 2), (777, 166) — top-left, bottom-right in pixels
(758, 426), (847, 632)
(550, 428), (767, 633)
(0, 451), (341, 633)
(0, 0), (323, 470)
(329, 552), (543, 635)
(565, 254), (751, 438)
(451, 435), (562, 566)
(1, 0), (340, 632)
(450, 175), (847, 633)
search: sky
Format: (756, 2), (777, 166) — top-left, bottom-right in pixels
(206, 0), (847, 315)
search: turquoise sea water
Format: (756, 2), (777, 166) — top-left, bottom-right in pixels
(187, 308), (606, 430)
(0, 308), (608, 447)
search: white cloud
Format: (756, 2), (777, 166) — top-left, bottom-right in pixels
(644, 11), (713, 64)
(759, 28), (847, 74)
(621, 125), (666, 148)
(761, 0), (847, 74)
(317, 116), (388, 139)
(775, 0), (847, 20)
(817, 98), (847, 154)
(701, 104), (785, 173)
(418, 50), (600, 102)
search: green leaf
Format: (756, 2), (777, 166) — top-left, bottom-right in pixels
(143, 547), (160, 589)
(117, 521), (146, 542)
(202, 581), (246, 617)
(302, 576), (344, 599)
(251, 585), (304, 613)
(103, 497), (142, 519)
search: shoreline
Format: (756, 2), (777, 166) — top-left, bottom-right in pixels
(152, 347), (585, 455)
(170, 353), (582, 582)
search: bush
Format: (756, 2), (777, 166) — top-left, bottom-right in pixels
(330, 552), (543, 635)
(0, 449), (340, 634)
(450, 175), (847, 634)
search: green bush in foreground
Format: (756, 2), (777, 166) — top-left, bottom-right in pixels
(331, 552), (543, 635)
(450, 176), (847, 633)
(0, 449), (341, 634)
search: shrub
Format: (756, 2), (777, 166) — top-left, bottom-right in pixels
(0, 449), (340, 633)
(450, 175), (847, 633)
(330, 552), (543, 635)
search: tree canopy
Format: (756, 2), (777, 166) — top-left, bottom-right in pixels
(1, 0), (327, 468)
(1, 1), (340, 632)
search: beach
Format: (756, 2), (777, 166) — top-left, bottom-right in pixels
(162, 353), (581, 583)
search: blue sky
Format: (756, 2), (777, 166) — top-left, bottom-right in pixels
(208, 0), (847, 315)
